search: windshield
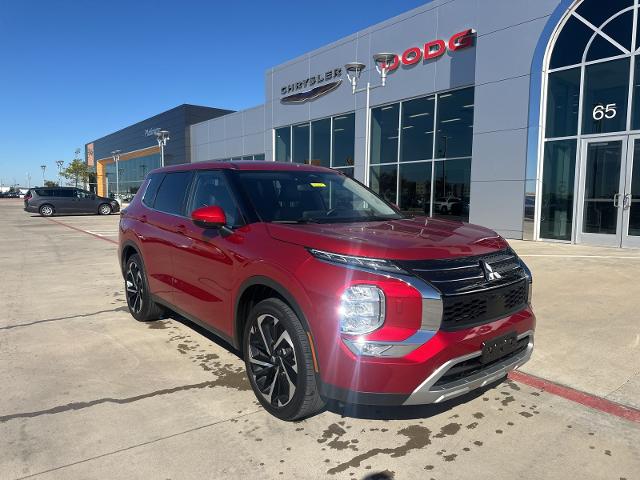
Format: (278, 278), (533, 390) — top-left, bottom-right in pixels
(236, 170), (404, 224)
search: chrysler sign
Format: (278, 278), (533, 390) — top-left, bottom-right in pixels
(279, 29), (475, 104)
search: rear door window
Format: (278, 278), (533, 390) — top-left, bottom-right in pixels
(142, 173), (164, 207)
(35, 189), (52, 196)
(153, 172), (193, 216)
(56, 189), (74, 197)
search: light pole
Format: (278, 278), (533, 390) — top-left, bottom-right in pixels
(155, 130), (170, 167)
(56, 160), (64, 186)
(40, 165), (46, 186)
(111, 150), (121, 200)
(345, 53), (396, 186)
(26, 172), (32, 189)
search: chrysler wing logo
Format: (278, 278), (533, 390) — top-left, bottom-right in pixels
(280, 80), (343, 104)
(481, 261), (502, 282)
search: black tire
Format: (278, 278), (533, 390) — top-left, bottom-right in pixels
(39, 204), (54, 217)
(124, 254), (164, 322)
(243, 298), (325, 421)
(98, 203), (112, 215)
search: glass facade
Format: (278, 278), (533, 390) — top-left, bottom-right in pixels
(105, 153), (161, 200)
(369, 87), (474, 221)
(541, 0), (640, 245)
(274, 112), (355, 176)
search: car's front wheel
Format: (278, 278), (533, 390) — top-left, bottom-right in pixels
(98, 203), (112, 215)
(124, 254), (164, 322)
(243, 298), (325, 421)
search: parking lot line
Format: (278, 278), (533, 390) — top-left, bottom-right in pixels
(510, 371), (640, 424)
(46, 218), (118, 245)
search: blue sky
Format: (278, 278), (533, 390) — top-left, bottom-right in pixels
(0, 0), (427, 186)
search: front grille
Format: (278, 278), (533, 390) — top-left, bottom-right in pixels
(396, 249), (530, 330)
(433, 336), (530, 387)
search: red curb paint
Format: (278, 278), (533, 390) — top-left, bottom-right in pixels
(510, 371), (640, 424)
(46, 218), (118, 245)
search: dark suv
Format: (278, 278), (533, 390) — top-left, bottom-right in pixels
(24, 187), (119, 216)
(119, 161), (535, 421)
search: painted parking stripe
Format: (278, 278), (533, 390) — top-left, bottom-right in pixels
(45, 218), (118, 245)
(510, 371), (640, 424)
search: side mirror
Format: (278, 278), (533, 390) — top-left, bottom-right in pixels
(191, 205), (227, 229)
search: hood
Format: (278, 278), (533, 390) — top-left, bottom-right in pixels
(266, 217), (509, 261)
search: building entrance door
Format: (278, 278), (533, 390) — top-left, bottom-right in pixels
(576, 136), (640, 247)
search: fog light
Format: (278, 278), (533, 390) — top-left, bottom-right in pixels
(339, 285), (385, 334)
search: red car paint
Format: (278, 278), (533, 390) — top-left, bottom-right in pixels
(119, 161), (534, 405)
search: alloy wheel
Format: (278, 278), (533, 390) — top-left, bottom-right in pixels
(99, 204), (111, 215)
(125, 262), (144, 314)
(40, 206), (53, 216)
(248, 314), (298, 407)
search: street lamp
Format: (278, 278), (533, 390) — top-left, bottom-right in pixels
(55, 160), (64, 186)
(40, 165), (46, 186)
(111, 150), (121, 200)
(155, 130), (170, 167)
(345, 53), (397, 185)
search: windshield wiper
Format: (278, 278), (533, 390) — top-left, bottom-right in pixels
(270, 218), (320, 224)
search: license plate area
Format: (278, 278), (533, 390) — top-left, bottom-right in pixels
(481, 332), (518, 364)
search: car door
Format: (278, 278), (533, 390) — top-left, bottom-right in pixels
(53, 189), (75, 212)
(170, 170), (244, 337)
(139, 171), (194, 305)
(72, 189), (96, 213)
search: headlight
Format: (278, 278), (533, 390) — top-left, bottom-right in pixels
(339, 285), (385, 334)
(309, 249), (406, 274)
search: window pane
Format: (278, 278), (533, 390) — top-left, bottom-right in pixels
(575, 0), (633, 30)
(583, 141), (622, 234)
(254, 153), (265, 160)
(400, 162), (432, 215)
(189, 171), (242, 226)
(370, 164), (397, 204)
(585, 33), (625, 62)
(275, 127), (291, 162)
(401, 96), (435, 162)
(292, 123), (310, 164)
(143, 173), (164, 207)
(433, 158), (471, 222)
(630, 140), (640, 236)
(582, 58), (630, 135)
(153, 171), (192, 216)
(540, 140), (576, 241)
(546, 68), (580, 138)
(630, 59), (640, 130)
(550, 16), (595, 69)
(311, 118), (331, 168)
(435, 88), (474, 159)
(332, 113), (355, 167)
(371, 104), (399, 164)
(601, 10), (633, 51)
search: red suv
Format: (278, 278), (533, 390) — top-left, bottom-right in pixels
(119, 161), (534, 420)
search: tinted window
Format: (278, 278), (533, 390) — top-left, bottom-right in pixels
(189, 171), (242, 227)
(401, 96), (435, 162)
(540, 140), (576, 241)
(601, 10), (633, 51)
(400, 162), (432, 214)
(371, 104), (399, 164)
(143, 174), (164, 207)
(254, 153), (265, 160)
(582, 58), (629, 134)
(275, 127), (291, 162)
(575, 0), (633, 29)
(311, 118), (331, 168)
(35, 189), (52, 197)
(292, 123), (310, 164)
(370, 164), (398, 204)
(546, 68), (580, 138)
(332, 113), (355, 167)
(585, 34), (624, 62)
(550, 16), (594, 69)
(56, 189), (74, 198)
(153, 172), (192, 215)
(435, 88), (474, 159)
(433, 158), (471, 222)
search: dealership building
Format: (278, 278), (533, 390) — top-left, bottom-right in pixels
(89, 0), (640, 248)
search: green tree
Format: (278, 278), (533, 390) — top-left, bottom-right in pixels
(44, 180), (58, 187)
(61, 159), (91, 187)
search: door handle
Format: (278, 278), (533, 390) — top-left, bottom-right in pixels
(623, 193), (632, 210)
(140, 215), (147, 223)
(176, 224), (187, 235)
(613, 193), (622, 208)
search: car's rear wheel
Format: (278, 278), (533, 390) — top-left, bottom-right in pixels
(39, 204), (54, 217)
(98, 203), (112, 215)
(243, 298), (325, 421)
(125, 254), (164, 322)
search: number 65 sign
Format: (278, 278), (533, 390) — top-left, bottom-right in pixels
(593, 103), (617, 120)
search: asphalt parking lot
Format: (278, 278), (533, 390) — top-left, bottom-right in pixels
(1, 199), (638, 479)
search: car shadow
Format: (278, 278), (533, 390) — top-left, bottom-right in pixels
(159, 311), (508, 421)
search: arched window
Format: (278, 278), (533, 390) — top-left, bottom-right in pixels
(539, 0), (640, 242)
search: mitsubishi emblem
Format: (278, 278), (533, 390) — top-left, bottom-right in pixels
(481, 261), (502, 282)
